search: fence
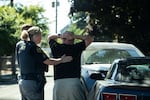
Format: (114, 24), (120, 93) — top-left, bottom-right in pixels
(0, 56), (17, 81)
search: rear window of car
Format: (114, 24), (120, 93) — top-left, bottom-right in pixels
(116, 64), (150, 84)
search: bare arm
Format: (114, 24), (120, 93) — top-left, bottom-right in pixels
(74, 35), (94, 47)
(48, 34), (60, 42)
(48, 33), (94, 47)
(43, 55), (72, 66)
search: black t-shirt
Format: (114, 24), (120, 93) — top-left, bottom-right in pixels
(49, 39), (86, 80)
(16, 40), (48, 75)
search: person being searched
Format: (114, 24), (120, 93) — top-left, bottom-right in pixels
(48, 31), (94, 100)
(16, 26), (73, 100)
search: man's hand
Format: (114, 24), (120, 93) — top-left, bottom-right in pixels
(61, 54), (73, 63)
(43, 54), (73, 65)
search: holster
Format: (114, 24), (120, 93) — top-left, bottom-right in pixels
(36, 75), (47, 92)
(44, 65), (48, 72)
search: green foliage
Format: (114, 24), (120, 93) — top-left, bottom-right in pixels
(16, 5), (49, 47)
(69, 24), (84, 35)
(68, 12), (87, 35)
(70, 0), (150, 55)
(0, 6), (19, 55)
(14, 5), (49, 39)
(0, 5), (49, 56)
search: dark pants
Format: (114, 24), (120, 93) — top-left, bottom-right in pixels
(18, 79), (45, 100)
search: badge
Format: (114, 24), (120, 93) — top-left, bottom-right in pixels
(36, 47), (43, 53)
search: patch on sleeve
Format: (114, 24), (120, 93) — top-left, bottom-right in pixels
(36, 47), (48, 59)
(36, 47), (43, 53)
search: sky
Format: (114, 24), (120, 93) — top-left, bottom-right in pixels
(0, 0), (71, 34)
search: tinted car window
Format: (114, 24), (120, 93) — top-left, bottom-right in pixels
(116, 64), (150, 84)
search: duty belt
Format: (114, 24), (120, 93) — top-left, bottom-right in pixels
(20, 74), (44, 80)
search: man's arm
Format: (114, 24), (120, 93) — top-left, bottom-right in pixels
(48, 34), (60, 42)
(48, 33), (94, 47)
(43, 55), (72, 66)
(74, 35), (94, 47)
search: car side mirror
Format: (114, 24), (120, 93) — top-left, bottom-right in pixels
(90, 72), (105, 80)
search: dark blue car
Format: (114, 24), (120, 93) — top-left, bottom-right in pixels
(83, 57), (150, 100)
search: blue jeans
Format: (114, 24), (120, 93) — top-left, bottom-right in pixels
(18, 79), (44, 100)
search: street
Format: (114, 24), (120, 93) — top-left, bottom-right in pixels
(0, 67), (54, 100)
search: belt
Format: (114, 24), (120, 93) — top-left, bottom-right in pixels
(20, 74), (44, 80)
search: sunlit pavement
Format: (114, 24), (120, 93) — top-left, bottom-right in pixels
(0, 66), (54, 100)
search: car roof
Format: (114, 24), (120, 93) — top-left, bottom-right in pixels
(85, 42), (145, 56)
(86, 42), (139, 50)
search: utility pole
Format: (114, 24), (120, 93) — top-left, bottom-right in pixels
(10, 0), (13, 7)
(55, 0), (58, 34)
(52, 0), (59, 34)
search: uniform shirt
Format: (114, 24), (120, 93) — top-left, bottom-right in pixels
(49, 39), (86, 80)
(16, 40), (48, 75)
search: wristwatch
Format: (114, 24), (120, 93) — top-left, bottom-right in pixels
(58, 34), (61, 37)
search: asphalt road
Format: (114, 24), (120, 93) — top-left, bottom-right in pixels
(0, 66), (54, 100)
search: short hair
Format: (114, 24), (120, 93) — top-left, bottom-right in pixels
(28, 26), (41, 40)
(21, 24), (32, 30)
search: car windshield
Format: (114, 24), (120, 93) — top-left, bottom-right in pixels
(116, 64), (150, 84)
(83, 49), (139, 64)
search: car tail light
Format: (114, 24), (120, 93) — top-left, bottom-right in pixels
(119, 94), (137, 100)
(102, 92), (117, 100)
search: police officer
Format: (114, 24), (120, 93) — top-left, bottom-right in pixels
(16, 26), (72, 100)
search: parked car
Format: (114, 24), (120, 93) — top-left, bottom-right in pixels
(87, 57), (150, 100)
(81, 42), (145, 93)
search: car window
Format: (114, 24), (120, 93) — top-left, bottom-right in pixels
(106, 63), (117, 79)
(85, 49), (132, 64)
(127, 49), (141, 57)
(116, 64), (150, 84)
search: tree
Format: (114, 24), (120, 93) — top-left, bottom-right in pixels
(15, 4), (49, 47)
(68, 12), (87, 35)
(0, 6), (18, 56)
(70, 0), (150, 55)
(0, 4), (49, 56)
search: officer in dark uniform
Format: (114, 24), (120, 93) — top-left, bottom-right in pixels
(16, 26), (72, 100)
